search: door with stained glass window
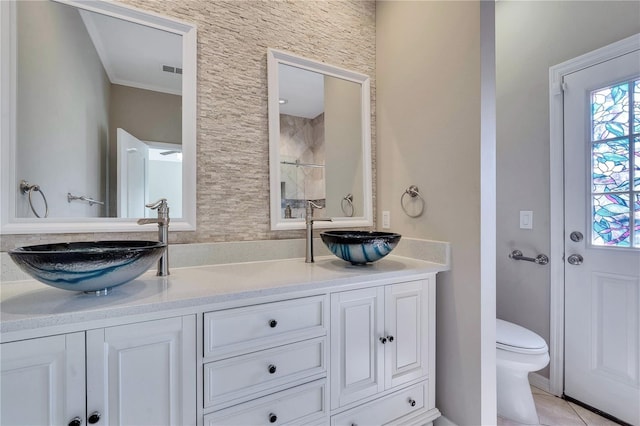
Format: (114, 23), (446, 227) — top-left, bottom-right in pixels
(563, 48), (640, 425)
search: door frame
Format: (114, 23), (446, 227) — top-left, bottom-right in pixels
(548, 33), (640, 396)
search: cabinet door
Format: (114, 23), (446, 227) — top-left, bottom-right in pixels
(384, 280), (429, 389)
(330, 287), (384, 408)
(1, 333), (85, 426)
(86, 315), (196, 426)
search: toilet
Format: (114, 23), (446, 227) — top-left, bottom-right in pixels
(496, 319), (550, 425)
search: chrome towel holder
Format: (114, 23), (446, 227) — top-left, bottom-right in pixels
(401, 185), (425, 218)
(20, 180), (49, 218)
(341, 193), (354, 217)
(67, 193), (105, 206)
(508, 249), (549, 265)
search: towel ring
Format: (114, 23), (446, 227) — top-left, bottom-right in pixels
(20, 180), (49, 218)
(341, 193), (354, 217)
(401, 185), (425, 218)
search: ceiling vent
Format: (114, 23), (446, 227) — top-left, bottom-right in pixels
(162, 65), (182, 74)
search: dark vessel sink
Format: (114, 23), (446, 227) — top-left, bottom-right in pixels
(9, 241), (166, 294)
(320, 231), (401, 265)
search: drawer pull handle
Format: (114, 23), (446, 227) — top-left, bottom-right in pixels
(379, 336), (387, 344)
(268, 364), (277, 374)
(269, 413), (278, 423)
(68, 417), (83, 426)
(88, 412), (101, 424)
(269, 319), (278, 328)
(408, 398), (416, 407)
(387, 335), (394, 342)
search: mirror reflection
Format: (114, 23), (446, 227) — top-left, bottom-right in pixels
(14, 0), (182, 219)
(268, 49), (372, 230)
(278, 64), (363, 220)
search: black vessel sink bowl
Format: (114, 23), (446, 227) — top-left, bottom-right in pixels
(9, 241), (166, 294)
(320, 231), (401, 265)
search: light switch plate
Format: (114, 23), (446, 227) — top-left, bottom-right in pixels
(520, 210), (533, 229)
(382, 211), (391, 229)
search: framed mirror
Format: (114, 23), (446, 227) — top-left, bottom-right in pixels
(0, 0), (196, 234)
(267, 48), (373, 230)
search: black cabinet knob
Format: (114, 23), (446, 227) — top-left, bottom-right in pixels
(268, 364), (277, 374)
(408, 398), (416, 407)
(269, 319), (278, 328)
(68, 417), (82, 426)
(387, 335), (394, 342)
(379, 336), (387, 344)
(269, 413), (277, 423)
(88, 412), (101, 424)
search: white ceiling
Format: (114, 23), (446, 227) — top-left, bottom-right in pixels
(79, 9), (182, 95)
(278, 63), (324, 119)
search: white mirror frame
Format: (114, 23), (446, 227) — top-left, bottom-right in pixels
(267, 48), (373, 231)
(0, 0), (197, 234)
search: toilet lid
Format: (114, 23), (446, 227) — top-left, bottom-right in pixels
(497, 319), (548, 355)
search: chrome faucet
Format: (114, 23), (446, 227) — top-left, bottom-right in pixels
(306, 201), (332, 263)
(137, 199), (170, 276)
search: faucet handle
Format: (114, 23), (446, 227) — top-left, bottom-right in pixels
(307, 200), (324, 210)
(146, 198), (168, 210)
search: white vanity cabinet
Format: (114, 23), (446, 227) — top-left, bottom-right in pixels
(202, 295), (329, 425)
(1, 256), (445, 426)
(1, 315), (196, 426)
(330, 278), (438, 425)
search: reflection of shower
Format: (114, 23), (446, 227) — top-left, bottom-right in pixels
(280, 159), (324, 168)
(19, 180), (49, 218)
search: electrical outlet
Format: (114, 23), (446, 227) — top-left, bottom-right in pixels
(382, 211), (391, 229)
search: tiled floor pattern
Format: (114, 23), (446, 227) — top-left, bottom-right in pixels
(497, 386), (621, 426)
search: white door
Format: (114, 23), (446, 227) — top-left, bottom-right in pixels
(384, 280), (428, 389)
(86, 316), (196, 426)
(117, 128), (149, 218)
(0, 333), (85, 426)
(563, 48), (640, 425)
(330, 287), (384, 408)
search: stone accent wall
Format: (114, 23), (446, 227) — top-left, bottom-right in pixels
(2, 0), (376, 250)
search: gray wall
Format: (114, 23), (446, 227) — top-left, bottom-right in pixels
(325, 76), (363, 218)
(16, 1), (109, 219)
(496, 0), (640, 379)
(376, 2), (495, 424)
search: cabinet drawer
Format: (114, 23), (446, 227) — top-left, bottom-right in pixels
(204, 338), (325, 409)
(204, 379), (327, 426)
(204, 296), (326, 359)
(331, 381), (427, 426)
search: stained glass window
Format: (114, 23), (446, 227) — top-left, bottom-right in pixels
(635, 81), (640, 134)
(590, 79), (639, 248)
(592, 83), (629, 141)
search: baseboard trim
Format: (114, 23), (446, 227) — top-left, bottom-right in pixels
(528, 372), (551, 394)
(434, 415), (457, 426)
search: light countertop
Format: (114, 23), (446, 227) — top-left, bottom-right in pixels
(1, 255), (448, 337)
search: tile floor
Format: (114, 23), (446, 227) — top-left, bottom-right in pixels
(497, 386), (621, 426)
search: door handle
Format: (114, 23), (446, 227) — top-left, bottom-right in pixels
(567, 254), (583, 265)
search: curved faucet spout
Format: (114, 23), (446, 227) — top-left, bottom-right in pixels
(137, 199), (170, 276)
(305, 201), (332, 263)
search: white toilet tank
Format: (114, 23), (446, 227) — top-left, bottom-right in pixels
(497, 319), (548, 355)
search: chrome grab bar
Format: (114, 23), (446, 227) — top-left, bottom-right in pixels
(508, 249), (549, 265)
(67, 193), (104, 206)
